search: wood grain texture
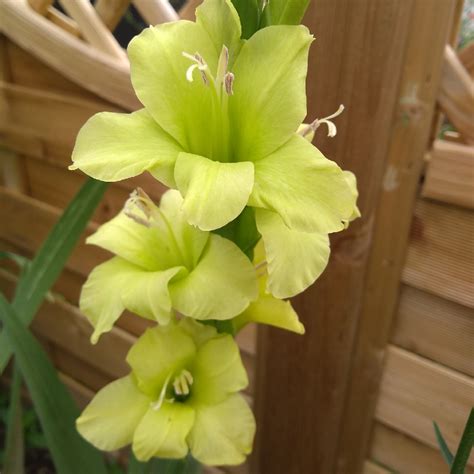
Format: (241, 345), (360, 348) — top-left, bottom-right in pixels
(95, 0), (131, 31)
(375, 346), (474, 466)
(334, 1), (456, 472)
(133, 0), (178, 25)
(403, 199), (474, 307)
(0, 0), (139, 109)
(254, 1), (415, 472)
(369, 422), (448, 474)
(362, 461), (390, 474)
(423, 139), (474, 209)
(393, 285), (474, 376)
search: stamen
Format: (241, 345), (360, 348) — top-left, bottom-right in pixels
(300, 104), (345, 138)
(151, 373), (172, 411)
(172, 369), (193, 398)
(124, 188), (155, 227)
(224, 72), (234, 95)
(182, 51), (208, 85)
(216, 45), (229, 84)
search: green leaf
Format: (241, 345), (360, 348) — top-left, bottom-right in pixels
(0, 295), (108, 474)
(0, 178), (107, 373)
(128, 453), (201, 474)
(3, 363), (24, 474)
(433, 421), (454, 467)
(260, 0), (311, 27)
(230, 0), (261, 39)
(0, 251), (31, 276)
(451, 408), (474, 474)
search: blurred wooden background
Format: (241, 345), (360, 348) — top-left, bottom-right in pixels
(0, 0), (472, 473)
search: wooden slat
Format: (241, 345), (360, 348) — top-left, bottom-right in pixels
(27, 0), (52, 15)
(335, 1), (457, 472)
(59, 0), (126, 61)
(95, 0), (131, 31)
(46, 7), (81, 37)
(422, 139), (474, 209)
(459, 42), (474, 77)
(392, 285), (474, 376)
(375, 345), (474, 466)
(369, 422), (448, 474)
(362, 461), (390, 474)
(0, 0), (139, 110)
(403, 199), (474, 307)
(255, 1), (417, 472)
(133, 0), (178, 25)
(438, 45), (474, 144)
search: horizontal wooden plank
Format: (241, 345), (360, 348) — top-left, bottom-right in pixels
(392, 285), (474, 376)
(369, 422), (448, 474)
(375, 345), (474, 465)
(362, 460), (390, 474)
(423, 139), (474, 209)
(403, 199), (474, 307)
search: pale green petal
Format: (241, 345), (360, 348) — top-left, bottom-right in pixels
(170, 234), (257, 320)
(126, 325), (196, 398)
(256, 209), (330, 298)
(70, 109), (181, 183)
(159, 189), (209, 268)
(342, 170), (361, 228)
(174, 153), (254, 231)
(122, 266), (186, 324)
(230, 25), (313, 161)
(196, 0), (242, 62)
(189, 394), (255, 466)
(80, 258), (185, 343)
(132, 403), (195, 461)
(179, 318), (218, 348)
(249, 134), (355, 233)
(76, 375), (148, 451)
(234, 291), (304, 334)
(86, 212), (178, 271)
(128, 22), (217, 154)
(192, 335), (248, 404)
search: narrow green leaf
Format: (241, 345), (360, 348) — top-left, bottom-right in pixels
(230, 0), (261, 39)
(0, 295), (108, 474)
(434, 421), (454, 467)
(261, 0), (311, 27)
(0, 178), (107, 373)
(3, 362), (24, 474)
(0, 251), (31, 276)
(451, 408), (474, 474)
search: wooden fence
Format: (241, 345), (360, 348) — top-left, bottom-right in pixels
(0, 1), (472, 473)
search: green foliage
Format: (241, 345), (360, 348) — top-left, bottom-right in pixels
(230, 0), (261, 38)
(260, 0), (311, 28)
(434, 421), (454, 466)
(0, 178), (107, 373)
(128, 453), (202, 474)
(0, 295), (108, 474)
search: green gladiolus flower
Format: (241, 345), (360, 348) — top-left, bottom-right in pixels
(70, 0), (356, 232)
(77, 319), (255, 465)
(80, 189), (257, 343)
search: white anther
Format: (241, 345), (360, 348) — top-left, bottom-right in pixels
(301, 104), (345, 138)
(182, 51), (208, 84)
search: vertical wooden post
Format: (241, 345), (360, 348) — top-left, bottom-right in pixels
(336, 1), (459, 473)
(253, 1), (414, 472)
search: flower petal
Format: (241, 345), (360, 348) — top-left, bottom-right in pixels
(196, 0), (242, 62)
(126, 325), (196, 398)
(70, 109), (181, 186)
(256, 209), (330, 298)
(249, 134), (355, 233)
(76, 375), (148, 451)
(86, 212), (178, 271)
(342, 170), (361, 227)
(128, 22), (217, 153)
(234, 289), (304, 334)
(170, 234), (257, 320)
(174, 153), (254, 231)
(192, 335), (248, 404)
(132, 403), (195, 461)
(80, 258), (185, 343)
(179, 318), (218, 348)
(230, 25), (313, 161)
(189, 394), (255, 466)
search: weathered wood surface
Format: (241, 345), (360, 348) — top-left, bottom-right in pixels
(374, 346), (474, 466)
(333, 1), (457, 473)
(254, 1), (419, 473)
(393, 285), (474, 377)
(423, 139), (474, 209)
(403, 199), (474, 308)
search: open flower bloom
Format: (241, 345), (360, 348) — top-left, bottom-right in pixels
(81, 189), (257, 343)
(77, 320), (255, 465)
(70, 0), (358, 296)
